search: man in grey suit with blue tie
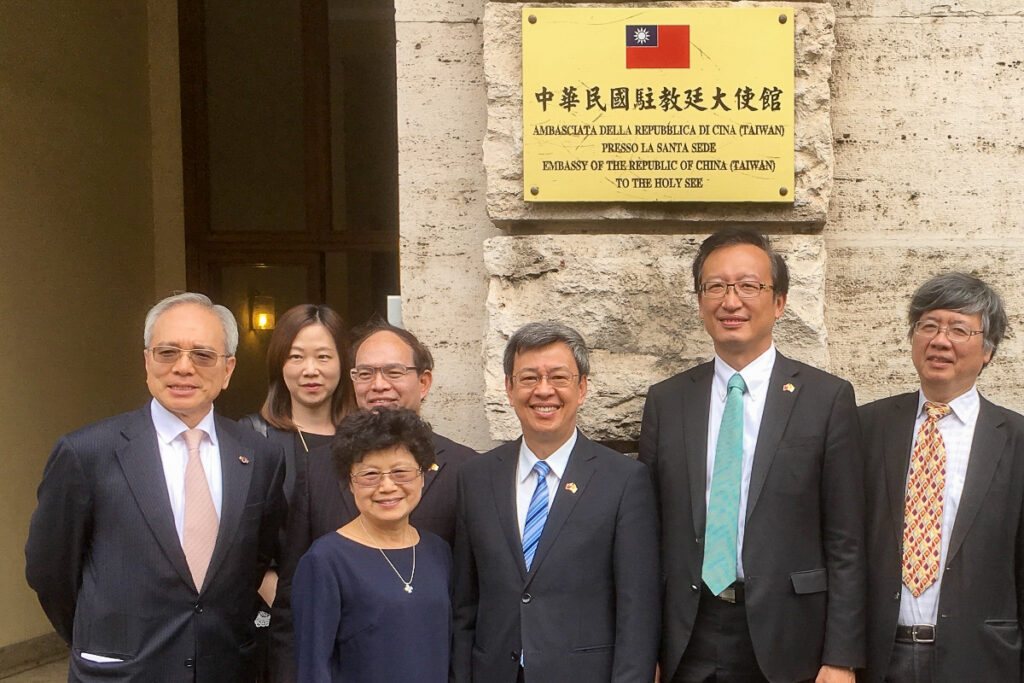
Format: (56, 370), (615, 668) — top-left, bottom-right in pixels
(861, 273), (1024, 682)
(26, 292), (286, 681)
(452, 322), (660, 683)
(639, 228), (866, 682)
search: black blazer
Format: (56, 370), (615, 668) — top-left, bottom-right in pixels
(451, 433), (660, 683)
(270, 430), (475, 682)
(860, 392), (1024, 682)
(25, 405), (286, 682)
(638, 353), (866, 682)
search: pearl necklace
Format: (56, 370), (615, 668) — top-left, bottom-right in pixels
(358, 517), (416, 594)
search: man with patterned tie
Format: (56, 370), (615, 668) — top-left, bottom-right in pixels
(861, 273), (1024, 682)
(26, 292), (286, 681)
(639, 227), (866, 682)
(452, 322), (660, 683)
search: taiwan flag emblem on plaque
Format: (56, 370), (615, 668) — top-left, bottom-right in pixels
(625, 25), (690, 68)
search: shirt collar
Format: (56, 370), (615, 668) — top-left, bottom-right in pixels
(518, 429), (578, 483)
(150, 398), (219, 446)
(916, 385), (979, 426)
(713, 344), (776, 401)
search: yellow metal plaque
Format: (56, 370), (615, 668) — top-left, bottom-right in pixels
(522, 7), (794, 202)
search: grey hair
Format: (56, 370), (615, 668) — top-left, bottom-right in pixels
(502, 322), (590, 378)
(143, 292), (239, 356)
(908, 272), (1007, 357)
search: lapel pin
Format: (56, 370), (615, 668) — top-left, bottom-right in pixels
(782, 383), (795, 393)
(238, 455), (250, 465)
(429, 463), (439, 472)
(564, 482), (578, 494)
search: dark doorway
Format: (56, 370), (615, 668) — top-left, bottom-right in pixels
(178, 0), (399, 418)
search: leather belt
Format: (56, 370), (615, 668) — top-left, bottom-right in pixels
(895, 624), (935, 644)
(704, 581), (745, 605)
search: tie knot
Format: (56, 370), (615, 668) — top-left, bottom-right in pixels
(183, 428), (205, 454)
(924, 402), (952, 421)
(533, 460), (551, 479)
(727, 373), (746, 394)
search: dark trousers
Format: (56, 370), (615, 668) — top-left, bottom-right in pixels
(884, 641), (935, 683)
(671, 587), (768, 683)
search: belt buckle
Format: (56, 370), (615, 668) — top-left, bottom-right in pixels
(911, 624), (935, 643)
(718, 586), (737, 603)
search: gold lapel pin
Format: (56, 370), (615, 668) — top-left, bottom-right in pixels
(429, 463), (439, 472)
(238, 455), (250, 465)
(782, 383), (795, 393)
(564, 482), (578, 494)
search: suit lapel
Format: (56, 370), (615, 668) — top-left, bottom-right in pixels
(685, 364), (713, 535)
(202, 416), (255, 593)
(746, 355), (799, 520)
(527, 435), (596, 581)
(423, 433), (447, 497)
(490, 440), (528, 579)
(946, 398), (1006, 563)
(883, 394), (918, 548)
(116, 407), (194, 589)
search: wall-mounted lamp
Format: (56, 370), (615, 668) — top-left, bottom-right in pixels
(251, 295), (276, 331)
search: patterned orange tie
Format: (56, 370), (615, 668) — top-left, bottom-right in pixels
(902, 401), (952, 597)
(182, 428), (219, 591)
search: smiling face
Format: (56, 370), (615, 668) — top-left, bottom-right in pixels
(144, 303), (236, 428)
(349, 445), (424, 528)
(352, 331), (432, 413)
(505, 342), (587, 459)
(697, 243), (786, 370)
(912, 308), (992, 403)
(283, 323), (341, 413)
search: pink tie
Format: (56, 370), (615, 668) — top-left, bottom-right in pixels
(182, 428), (218, 591)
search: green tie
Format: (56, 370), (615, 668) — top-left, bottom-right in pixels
(702, 372), (746, 596)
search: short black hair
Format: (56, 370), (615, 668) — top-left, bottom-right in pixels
(691, 227), (789, 296)
(349, 317), (434, 373)
(502, 322), (590, 378)
(332, 408), (436, 481)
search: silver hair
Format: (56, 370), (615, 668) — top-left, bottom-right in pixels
(502, 322), (590, 378)
(908, 272), (1007, 357)
(143, 292), (239, 356)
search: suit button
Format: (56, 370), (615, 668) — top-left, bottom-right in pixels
(510, 651), (519, 660)
(194, 602), (203, 613)
(893, 592), (900, 600)
(696, 537), (703, 545)
(522, 593), (532, 604)
(184, 658), (194, 668)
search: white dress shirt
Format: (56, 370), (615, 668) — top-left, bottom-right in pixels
(150, 399), (223, 544)
(899, 386), (980, 626)
(516, 429), (578, 539)
(705, 345), (776, 579)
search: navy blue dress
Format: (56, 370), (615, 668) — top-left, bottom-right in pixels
(292, 530), (452, 682)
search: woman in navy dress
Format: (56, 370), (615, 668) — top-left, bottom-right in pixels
(292, 407), (452, 682)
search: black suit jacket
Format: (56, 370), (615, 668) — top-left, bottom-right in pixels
(25, 405), (286, 682)
(638, 353), (866, 682)
(270, 430), (475, 681)
(451, 433), (660, 683)
(860, 392), (1024, 682)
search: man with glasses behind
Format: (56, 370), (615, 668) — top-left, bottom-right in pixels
(26, 292), (286, 681)
(639, 228), (866, 682)
(271, 319), (475, 680)
(861, 273), (1024, 682)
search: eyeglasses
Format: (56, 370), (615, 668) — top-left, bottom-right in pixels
(699, 280), (775, 299)
(913, 320), (984, 344)
(349, 364), (418, 383)
(148, 345), (228, 367)
(512, 370), (579, 389)
(350, 467), (423, 487)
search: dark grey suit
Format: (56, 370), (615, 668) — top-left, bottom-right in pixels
(639, 353), (866, 682)
(861, 392), (1024, 682)
(451, 433), (660, 683)
(25, 405), (286, 682)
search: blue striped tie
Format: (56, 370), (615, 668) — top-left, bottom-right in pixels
(702, 372), (746, 596)
(522, 461), (551, 570)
